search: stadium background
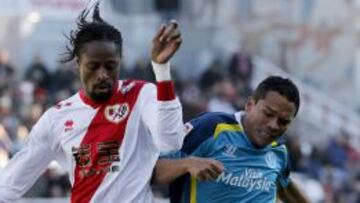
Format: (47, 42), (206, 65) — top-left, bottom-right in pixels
(0, 0), (359, 202)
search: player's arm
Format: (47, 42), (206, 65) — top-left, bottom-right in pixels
(0, 110), (55, 202)
(153, 156), (224, 185)
(277, 179), (311, 203)
(142, 20), (184, 152)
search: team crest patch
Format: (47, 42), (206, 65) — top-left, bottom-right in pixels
(265, 151), (277, 169)
(104, 103), (130, 124)
(183, 122), (194, 135)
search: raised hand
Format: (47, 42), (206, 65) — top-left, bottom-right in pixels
(151, 20), (182, 64)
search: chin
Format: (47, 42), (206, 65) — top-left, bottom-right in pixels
(90, 92), (112, 102)
(254, 138), (268, 148)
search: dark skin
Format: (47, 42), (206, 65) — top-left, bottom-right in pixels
(243, 91), (296, 148)
(77, 21), (182, 102)
(154, 91), (311, 202)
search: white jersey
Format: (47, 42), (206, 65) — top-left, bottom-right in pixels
(0, 79), (185, 203)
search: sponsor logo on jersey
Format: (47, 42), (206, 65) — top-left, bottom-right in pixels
(72, 141), (121, 178)
(216, 168), (275, 192)
(265, 151), (277, 169)
(104, 103), (129, 124)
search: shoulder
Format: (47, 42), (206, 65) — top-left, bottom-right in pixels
(270, 139), (288, 157)
(50, 93), (76, 110)
(121, 79), (149, 87)
(187, 112), (238, 137)
(119, 79), (155, 99)
(181, 112), (238, 154)
(270, 140), (290, 170)
(271, 138), (288, 153)
(45, 93), (85, 126)
(189, 112), (238, 127)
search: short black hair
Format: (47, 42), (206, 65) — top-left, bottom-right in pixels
(61, 2), (122, 63)
(253, 76), (300, 116)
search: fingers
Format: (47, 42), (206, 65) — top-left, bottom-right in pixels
(159, 20), (181, 43)
(197, 168), (221, 182)
(196, 159), (224, 182)
(210, 159), (224, 175)
(153, 24), (166, 43)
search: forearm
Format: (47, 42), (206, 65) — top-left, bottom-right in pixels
(0, 147), (52, 202)
(153, 158), (189, 185)
(153, 61), (185, 152)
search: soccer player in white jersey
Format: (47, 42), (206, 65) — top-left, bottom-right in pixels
(0, 4), (185, 203)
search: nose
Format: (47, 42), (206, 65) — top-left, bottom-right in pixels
(268, 118), (279, 132)
(97, 67), (109, 80)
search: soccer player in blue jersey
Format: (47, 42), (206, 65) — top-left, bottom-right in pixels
(153, 76), (311, 203)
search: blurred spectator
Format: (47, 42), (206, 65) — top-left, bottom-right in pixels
(12, 124), (29, 153)
(286, 136), (304, 171)
(128, 58), (155, 82)
(25, 56), (51, 91)
(51, 63), (78, 94)
(207, 79), (236, 113)
(228, 51), (253, 85)
(305, 146), (324, 180)
(228, 51), (253, 110)
(180, 79), (207, 121)
(199, 59), (224, 95)
(0, 124), (12, 166)
(0, 50), (15, 94)
(325, 131), (351, 169)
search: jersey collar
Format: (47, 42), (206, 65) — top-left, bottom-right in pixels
(79, 80), (121, 108)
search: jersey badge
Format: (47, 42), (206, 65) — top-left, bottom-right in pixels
(104, 103), (130, 124)
(183, 122), (194, 136)
(265, 151), (277, 169)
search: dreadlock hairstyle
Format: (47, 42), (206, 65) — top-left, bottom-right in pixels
(61, 2), (122, 63)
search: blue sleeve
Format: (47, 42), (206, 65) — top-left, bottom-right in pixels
(191, 138), (214, 157)
(181, 113), (220, 154)
(161, 112), (219, 159)
(277, 147), (291, 188)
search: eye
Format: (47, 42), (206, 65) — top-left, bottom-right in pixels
(278, 118), (290, 126)
(86, 63), (98, 70)
(105, 62), (118, 71)
(263, 110), (273, 117)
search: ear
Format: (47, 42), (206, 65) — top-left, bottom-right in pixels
(245, 97), (255, 112)
(76, 57), (80, 66)
(75, 58), (81, 74)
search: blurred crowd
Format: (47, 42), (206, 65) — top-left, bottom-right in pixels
(0, 1), (359, 203)
(0, 47), (359, 202)
(287, 131), (360, 203)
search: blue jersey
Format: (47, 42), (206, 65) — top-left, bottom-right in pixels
(162, 112), (290, 203)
